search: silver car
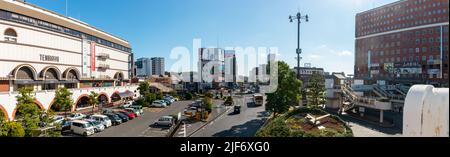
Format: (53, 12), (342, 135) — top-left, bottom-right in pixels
(154, 116), (174, 127)
(85, 119), (105, 133)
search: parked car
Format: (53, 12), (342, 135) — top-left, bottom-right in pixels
(70, 120), (95, 136)
(163, 98), (172, 106)
(154, 116), (174, 127)
(125, 108), (141, 117)
(114, 112), (130, 122)
(67, 113), (86, 121)
(85, 119), (105, 133)
(51, 115), (65, 126)
(90, 115), (112, 128)
(122, 101), (132, 108)
(151, 100), (167, 108)
(61, 120), (72, 132)
(130, 105), (144, 115)
(164, 96), (175, 103)
(105, 113), (122, 125)
(234, 105), (241, 114)
(189, 99), (203, 107)
(118, 110), (135, 120)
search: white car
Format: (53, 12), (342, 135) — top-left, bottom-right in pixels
(70, 120), (95, 136)
(154, 116), (174, 127)
(151, 100), (167, 108)
(51, 115), (65, 126)
(90, 115), (112, 128)
(85, 119), (105, 133)
(68, 113), (86, 121)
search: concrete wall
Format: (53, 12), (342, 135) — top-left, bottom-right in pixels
(0, 85), (139, 121)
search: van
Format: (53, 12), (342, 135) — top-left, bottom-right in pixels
(90, 115), (112, 128)
(71, 120), (95, 136)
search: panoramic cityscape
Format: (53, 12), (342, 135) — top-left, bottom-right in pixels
(0, 0), (448, 138)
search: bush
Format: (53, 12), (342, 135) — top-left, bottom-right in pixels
(133, 98), (146, 106)
(202, 97), (213, 112)
(224, 96), (233, 106)
(205, 92), (214, 98)
(185, 92), (193, 100)
(1, 121), (25, 137)
(256, 118), (290, 137)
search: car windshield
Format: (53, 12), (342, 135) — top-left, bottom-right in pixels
(82, 123), (92, 128)
(91, 121), (101, 125)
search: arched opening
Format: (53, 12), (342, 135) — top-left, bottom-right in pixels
(41, 67), (60, 90)
(0, 105), (8, 122)
(114, 72), (124, 87)
(4, 28), (17, 42)
(75, 96), (90, 110)
(111, 92), (121, 102)
(14, 65), (37, 91)
(63, 68), (80, 89)
(98, 94), (109, 111)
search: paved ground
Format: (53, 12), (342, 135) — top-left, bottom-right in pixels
(338, 113), (403, 137)
(92, 100), (191, 137)
(191, 94), (269, 137)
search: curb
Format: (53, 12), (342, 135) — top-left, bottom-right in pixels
(187, 106), (233, 137)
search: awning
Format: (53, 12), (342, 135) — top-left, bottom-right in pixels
(118, 91), (134, 98)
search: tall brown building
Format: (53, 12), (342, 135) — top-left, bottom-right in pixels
(355, 0), (449, 86)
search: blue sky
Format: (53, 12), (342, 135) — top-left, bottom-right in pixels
(27, 0), (396, 75)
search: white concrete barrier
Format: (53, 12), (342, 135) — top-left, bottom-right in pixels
(403, 85), (449, 137)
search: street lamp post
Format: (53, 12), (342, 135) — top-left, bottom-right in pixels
(289, 12), (309, 80)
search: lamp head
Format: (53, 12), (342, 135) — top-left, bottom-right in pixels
(305, 15), (309, 22)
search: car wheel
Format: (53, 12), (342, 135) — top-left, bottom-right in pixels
(83, 132), (88, 136)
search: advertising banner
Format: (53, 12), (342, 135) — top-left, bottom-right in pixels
(91, 42), (96, 72)
(82, 40), (89, 77)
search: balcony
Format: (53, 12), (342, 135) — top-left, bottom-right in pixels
(97, 64), (110, 70)
(97, 53), (110, 60)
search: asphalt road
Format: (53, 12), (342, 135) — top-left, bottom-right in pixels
(92, 100), (191, 137)
(192, 94), (269, 137)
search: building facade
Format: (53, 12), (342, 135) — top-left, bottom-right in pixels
(151, 57), (165, 76)
(198, 48), (225, 89)
(0, 0), (138, 120)
(136, 57), (152, 78)
(355, 0), (449, 86)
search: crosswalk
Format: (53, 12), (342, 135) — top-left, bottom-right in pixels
(176, 123), (191, 137)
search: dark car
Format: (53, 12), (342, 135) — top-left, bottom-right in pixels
(114, 112), (130, 122)
(61, 120), (72, 132)
(105, 113), (122, 125)
(234, 105), (241, 114)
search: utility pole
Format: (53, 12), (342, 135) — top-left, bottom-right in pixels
(289, 12), (309, 80)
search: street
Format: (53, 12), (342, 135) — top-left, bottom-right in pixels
(191, 94), (269, 137)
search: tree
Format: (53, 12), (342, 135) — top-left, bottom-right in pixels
(202, 97), (213, 112)
(138, 82), (150, 98)
(88, 91), (99, 114)
(0, 121), (25, 137)
(224, 96), (233, 106)
(185, 92), (193, 100)
(265, 61), (302, 117)
(53, 87), (73, 118)
(15, 87), (42, 137)
(156, 91), (164, 100)
(144, 93), (156, 106)
(306, 72), (326, 108)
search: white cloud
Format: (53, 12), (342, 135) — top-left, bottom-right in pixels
(308, 54), (322, 59)
(336, 50), (352, 56)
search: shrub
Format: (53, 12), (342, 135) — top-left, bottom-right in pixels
(133, 98), (146, 106)
(185, 92), (193, 100)
(256, 118), (290, 137)
(1, 121), (25, 137)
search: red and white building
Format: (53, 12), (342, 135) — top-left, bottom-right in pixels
(355, 0), (449, 86)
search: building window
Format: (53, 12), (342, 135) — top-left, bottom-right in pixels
(4, 28), (17, 42)
(416, 48), (420, 53)
(422, 56), (427, 61)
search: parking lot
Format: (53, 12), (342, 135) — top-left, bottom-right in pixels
(60, 100), (191, 137)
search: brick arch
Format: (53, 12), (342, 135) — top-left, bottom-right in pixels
(98, 92), (110, 103)
(0, 104), (9, 121)
(11, 99), (45, 120)
(73, 94), (89, 112)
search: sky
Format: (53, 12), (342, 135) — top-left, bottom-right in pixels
(26, 0), (396, 75)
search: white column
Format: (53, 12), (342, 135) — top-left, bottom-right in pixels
(379, 110), (384, 123)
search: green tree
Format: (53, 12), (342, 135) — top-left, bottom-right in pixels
(224, 96), (234, 106)
(202, 97), (213, 112)
(53, 87), (73, 118)
(156, 91), (164, 100)
(0, 121), (25, 137)
(15, 87), (42, 137)
(137, 82), (150, 98)
(145, 93), (156, 106)
(265, 61), (302, 117)
(185, 92), (193, 100)
(88, 91), (99, 114)
(306, 72), (327, 108)
(256, 118), (290, 137)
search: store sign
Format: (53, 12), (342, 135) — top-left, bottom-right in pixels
(384, 63), (394, 73)
(428, 69), (440, 75)
(398, 68), (422, 74)
(39, 54), (59, 62)
(91, 42), (96, 72)
(82, 40), (89, 77)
